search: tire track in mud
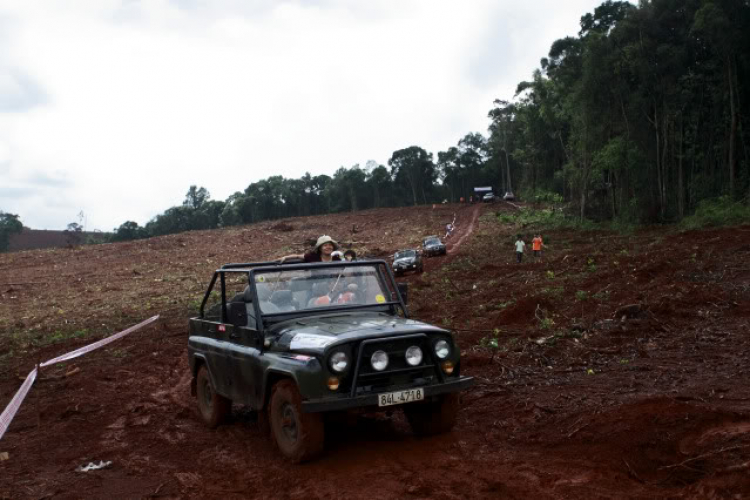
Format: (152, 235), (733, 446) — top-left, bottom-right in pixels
(446, 204), (482, 254)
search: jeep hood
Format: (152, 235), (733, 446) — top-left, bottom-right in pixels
(394, 257), (416, 264)
(268, 313), (446, 353)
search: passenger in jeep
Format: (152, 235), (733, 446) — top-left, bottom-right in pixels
(281, 235), (342, 263)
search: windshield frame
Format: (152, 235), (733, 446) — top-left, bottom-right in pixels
(394, 250), (417, 260)
(199, 259), (408, 331)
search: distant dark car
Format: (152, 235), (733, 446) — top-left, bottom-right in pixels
(482, 193), (495, 203)
(423, 236), (447, 257)
(503, 192), (515, 201)
(188, 259), (472, 463)
(392, 249), (423, 276)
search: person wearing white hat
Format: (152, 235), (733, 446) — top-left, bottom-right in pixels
(281, 235), (342, 263)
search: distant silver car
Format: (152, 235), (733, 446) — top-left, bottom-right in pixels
(503, 192), (515, 201)
(392, 249), (423, 276)
(482, 193), (495, 202)
(423, 236), (447, 257)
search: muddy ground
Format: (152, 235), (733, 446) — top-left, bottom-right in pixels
(0, 203), (749, 499)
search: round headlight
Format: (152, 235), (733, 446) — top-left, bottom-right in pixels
(371, 350), (389, 371)
(405, 346), (423, 366)
(435, 340), (450, 359)
(330, 351), (348, 372)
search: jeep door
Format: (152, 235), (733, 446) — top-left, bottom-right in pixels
(189, 312), (234, 398)
(226, 324), (264, 409)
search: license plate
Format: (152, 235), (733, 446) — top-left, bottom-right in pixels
(378, 388), (424, 407)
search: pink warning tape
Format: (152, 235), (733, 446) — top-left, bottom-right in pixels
(0, 315), (159, 441)
(0, 368), (37, 441)
(41, 315), (159, 368)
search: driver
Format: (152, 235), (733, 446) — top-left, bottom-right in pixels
(307, 276), (360, 307)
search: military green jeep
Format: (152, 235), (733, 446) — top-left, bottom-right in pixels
(188, 259), (473, 462)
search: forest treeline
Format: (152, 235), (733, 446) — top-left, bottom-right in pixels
(2, 0), (748, 249)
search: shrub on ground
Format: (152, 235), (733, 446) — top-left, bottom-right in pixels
(681, 196), (750, 229)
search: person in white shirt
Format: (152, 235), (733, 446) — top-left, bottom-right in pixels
(514, 235), (526, 263)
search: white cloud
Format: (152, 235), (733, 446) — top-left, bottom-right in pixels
(0, 0), (604, 230)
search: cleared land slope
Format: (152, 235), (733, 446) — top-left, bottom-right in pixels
(1, 203), (749, 499)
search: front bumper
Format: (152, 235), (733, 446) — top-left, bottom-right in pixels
(301, 376), (474, 413)
(394, 263), (417, 271)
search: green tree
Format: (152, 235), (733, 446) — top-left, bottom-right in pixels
(184, 185), (210, 210)
(389, 146), (436, 205)
(111, 221), (147, 242)
(0, 212), (23, 252)
(366, 162), (392, 208)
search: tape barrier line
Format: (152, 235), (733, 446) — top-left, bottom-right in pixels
(41, 315), (159, 368)
(0, 368), (37, 441)
(0, 314), (159, 442)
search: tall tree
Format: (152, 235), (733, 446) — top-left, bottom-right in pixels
(0, 212), (23, 252)
(184, 185), (210, 210)
(389, 146), (435, 206)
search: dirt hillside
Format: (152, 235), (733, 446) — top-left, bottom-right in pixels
(1, 203), (748, 499)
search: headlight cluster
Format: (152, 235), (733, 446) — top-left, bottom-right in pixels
(434, 340), (450, 359)
(371, 350), (389, 371)
(329, 351), (348, 372)
(405, 346), (423, 366)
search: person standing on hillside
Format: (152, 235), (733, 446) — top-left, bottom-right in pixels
(514, 235), (526, 263)
(281, 235), (342, 263)
(532, 234), (544, 261)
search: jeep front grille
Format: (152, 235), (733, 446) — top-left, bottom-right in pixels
(348, 334), (443, 397)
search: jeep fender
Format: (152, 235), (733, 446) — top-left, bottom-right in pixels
(190, 353), (213, 397)
(260, 369), (298, 410)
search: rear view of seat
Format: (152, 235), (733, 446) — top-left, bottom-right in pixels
(270, 290), (297, 311)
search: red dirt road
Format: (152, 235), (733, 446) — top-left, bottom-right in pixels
(1, 204), (749, 499)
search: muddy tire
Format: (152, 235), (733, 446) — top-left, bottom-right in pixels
(196, 365), (231, 428)
(256, 407), (271, 435)
(404, 392), (460, 436)
(269, 380), (324, 463)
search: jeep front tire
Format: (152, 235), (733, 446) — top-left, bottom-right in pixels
(196, 365), (231, 428)
(269, 380), (324, 463)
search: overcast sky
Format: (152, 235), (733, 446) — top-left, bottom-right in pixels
(1, 0), (605, 231)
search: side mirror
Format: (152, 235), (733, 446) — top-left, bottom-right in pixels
(397, 283), (408, 304)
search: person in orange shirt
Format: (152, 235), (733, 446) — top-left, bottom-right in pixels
(532, 234), (544, 260)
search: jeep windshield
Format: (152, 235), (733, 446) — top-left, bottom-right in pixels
(395, 250), (416, 260)
(424, 238), (441, 246)
(252, 262), (395, 315)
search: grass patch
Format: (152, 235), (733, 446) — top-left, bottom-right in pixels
(593, 290), (610, 301)
(33, 328), (91, 347)
(496, 207), (597, 231)
(494, 299), (516, 310)
(540, 286), (564, 297)
(681, 196), (750, 229)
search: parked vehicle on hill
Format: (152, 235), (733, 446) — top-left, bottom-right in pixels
(482, 192), (495, 203)
(188, 259), (473, 462)
(503, 192), (515, 201)
(392, 249), (424, 276)
(422, 236), (447, 257)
